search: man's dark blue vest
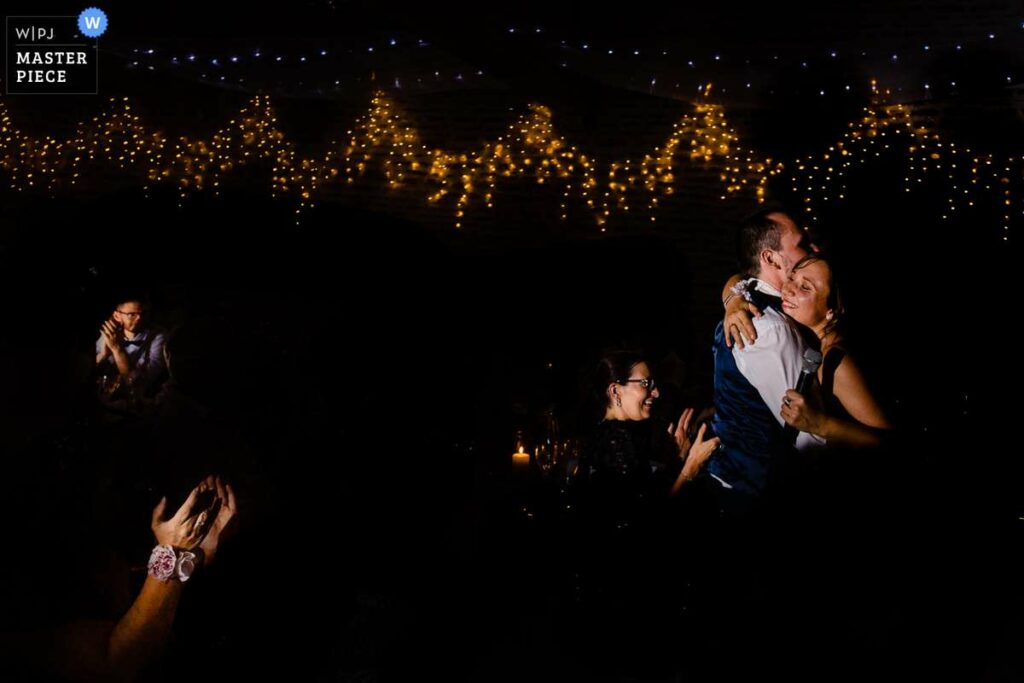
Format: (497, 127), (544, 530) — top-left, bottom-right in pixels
(709, 286), (795, 496)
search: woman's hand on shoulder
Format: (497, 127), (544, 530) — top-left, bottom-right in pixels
(724, 299), (762, 350)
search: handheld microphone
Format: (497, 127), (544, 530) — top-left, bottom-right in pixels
(783, 349), (823, 444)
(795, 349), (823, 395)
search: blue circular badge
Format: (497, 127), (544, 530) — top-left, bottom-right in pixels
(78, 7), (108, 38)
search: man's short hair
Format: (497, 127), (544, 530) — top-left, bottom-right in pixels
(736, 203), (794, 276)
(112, 292), (149, 310)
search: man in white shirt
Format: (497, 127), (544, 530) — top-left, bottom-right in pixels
(708, 207), (814, 500)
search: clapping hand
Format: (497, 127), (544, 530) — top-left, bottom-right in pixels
(668, 407), (697, 460)
(669, 408), (721, 475)
(100, 318), (121, 351)
(670, 420), (721, 494)
(683, 423), (720, 473)
(197, 475), (238, 566)
(151, 481), (216, 550)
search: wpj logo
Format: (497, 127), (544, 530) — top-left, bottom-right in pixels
(5, 8), (106, 94)
(14, 26), (56, 41)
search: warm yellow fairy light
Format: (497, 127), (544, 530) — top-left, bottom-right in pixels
(789, 79), (1014, 237)
(0, 85), (1014, 236)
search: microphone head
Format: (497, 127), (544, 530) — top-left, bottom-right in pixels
(801, 348), (823, 374)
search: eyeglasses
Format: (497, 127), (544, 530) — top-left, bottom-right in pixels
(116, 310), (144, 318)
(622, 378), (656, 391)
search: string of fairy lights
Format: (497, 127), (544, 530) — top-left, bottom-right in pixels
(116, 39), (494, 96)
(0, 85), (1017, 239)
(789, 81), (1014, 241)
(520, 30), (1024, 99)
(116, 16), (1024, 99)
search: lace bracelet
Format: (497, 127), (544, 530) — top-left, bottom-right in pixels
(723, 278), (756, 307)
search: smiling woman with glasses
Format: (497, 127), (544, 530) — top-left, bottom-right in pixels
(569, 350), (721, 674)
(584, 350), (718, 487)
(604, 352), (659, 422)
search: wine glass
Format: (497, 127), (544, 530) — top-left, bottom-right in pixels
(96, 373), (120, 399)
(561, 439), (580, 482)
(535, 441), (555, 474)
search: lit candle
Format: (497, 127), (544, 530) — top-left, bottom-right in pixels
(512, 446), (530, 467)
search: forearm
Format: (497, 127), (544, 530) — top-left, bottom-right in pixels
(41, 577), (181, 682)
(819, 415), (886, 448)
(670, 459), (702, 495)
(721, 273), (743, 304)
(109, 349), (131, 378)
(106, 577), (183, 680)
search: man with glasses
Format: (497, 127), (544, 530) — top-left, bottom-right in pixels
(95, 296), (168, 399)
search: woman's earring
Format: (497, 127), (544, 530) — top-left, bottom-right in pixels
(615, 397), (622, 407)
(826, 310), (834, 320)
